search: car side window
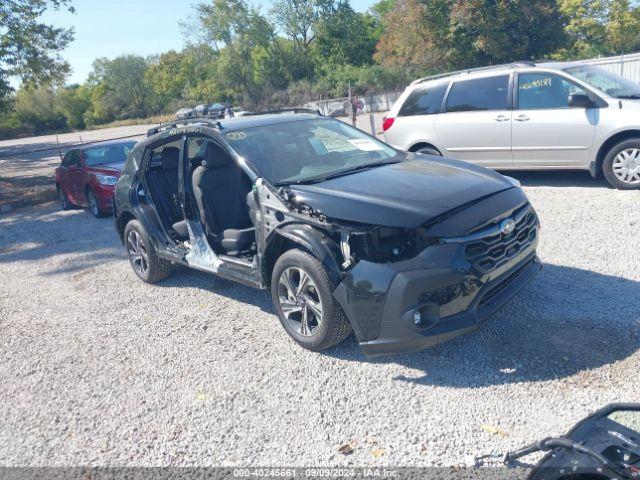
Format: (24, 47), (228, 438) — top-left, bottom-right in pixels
(398, 82), (448, 116)
(518, 72), (589, 110)
(446, 75), (510, 112)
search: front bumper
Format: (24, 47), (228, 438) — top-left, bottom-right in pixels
(334, 219), (541, 356)
(93, 185), (115, 211)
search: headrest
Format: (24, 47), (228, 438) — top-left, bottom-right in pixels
(202, 142), (231, 169)
(160, 146), (180, 170)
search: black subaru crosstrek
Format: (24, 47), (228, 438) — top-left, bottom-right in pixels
(113, 110), (541, 355)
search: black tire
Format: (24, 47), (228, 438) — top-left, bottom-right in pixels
(124, 219), (172, 283)
(57, 184), (72, 210)
(602, 138), (640, 190)
(86, 187), (106, 218)
(414, 146), (441, 156)
(271, 249), (352, 351)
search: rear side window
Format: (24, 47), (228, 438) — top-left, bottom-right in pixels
(62, 150), (79, 167)
(446, 75), (510, 112)
(398, 83), (448, 116)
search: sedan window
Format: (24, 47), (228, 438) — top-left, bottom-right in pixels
(446, 75), (510, 112)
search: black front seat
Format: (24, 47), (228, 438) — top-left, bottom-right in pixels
(192, 142), (254, 255)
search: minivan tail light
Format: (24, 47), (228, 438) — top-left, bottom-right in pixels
(382, 116), (395, 131)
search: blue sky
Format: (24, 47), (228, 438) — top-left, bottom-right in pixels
(41, 0), (376, 85)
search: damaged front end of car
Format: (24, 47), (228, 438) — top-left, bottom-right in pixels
(259, 180), (542, 357)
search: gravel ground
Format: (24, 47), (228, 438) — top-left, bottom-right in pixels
(1, 161), (639, 467)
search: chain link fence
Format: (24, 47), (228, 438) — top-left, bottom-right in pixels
(303, 91), (403, 117)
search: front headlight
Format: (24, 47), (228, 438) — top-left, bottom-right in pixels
(95, 174), (118, 186)
(503, 175), (521, 188)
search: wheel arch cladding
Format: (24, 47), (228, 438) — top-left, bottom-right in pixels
(264, 223), (343, 290)
(409, 142), (441, 155)
(593, 130), (640, 177)
(116, 210), (136, 243)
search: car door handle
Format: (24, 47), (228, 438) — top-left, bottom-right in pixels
(514, 115), (530, 122)
(494, 115), (509, 122)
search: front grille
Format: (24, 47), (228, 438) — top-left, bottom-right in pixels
(465, 206), (537, 274)
(478, 258), (534, 307)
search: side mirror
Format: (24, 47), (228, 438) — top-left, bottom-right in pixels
(568, 93), (594, 108)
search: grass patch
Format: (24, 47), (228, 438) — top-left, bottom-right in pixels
(86, 114), (174, 131)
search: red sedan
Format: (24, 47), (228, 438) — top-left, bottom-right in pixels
(55, 140), (136, 217)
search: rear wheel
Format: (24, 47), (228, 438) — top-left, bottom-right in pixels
(124, 220), (172, 283)
(414, 145), (441, 156)
(86, 188), (106, 217)
(271, 249), (351, 351)
(57, 184), (72, 210)
(603, 139), (640, 189)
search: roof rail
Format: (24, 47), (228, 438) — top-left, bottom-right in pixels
(410, 61), (537, 86)
(244, 108), (322, 117)
(146, 117), (223, 137)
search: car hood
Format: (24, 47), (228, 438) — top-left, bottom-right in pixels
(86, 162), (125, 175)
(289, 156), (515, 228)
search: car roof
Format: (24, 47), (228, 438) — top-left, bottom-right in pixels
(135, 112), (323, 150)
(410, 60), (580, 88)
(219, 113), (319, 131)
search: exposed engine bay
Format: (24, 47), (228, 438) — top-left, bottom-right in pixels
(505, 404), (640, 480)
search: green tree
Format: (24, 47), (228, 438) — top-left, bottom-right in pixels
(86, 55), (154, 122)
(555, 0), (609, 58)
(448, 0), (566, 67)
(187, 0), (275, 106)
(0, 0), (74, 104)
(314, 1), (379, 66)
(606, 0), (640, 54)
(374, 0), (446, 74)
(376, 0), (565, 75)
(55, 84), (91, 129)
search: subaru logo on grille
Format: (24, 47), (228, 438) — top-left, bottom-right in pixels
(500, 218), (516, 235)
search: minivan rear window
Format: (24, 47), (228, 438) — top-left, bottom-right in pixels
(398, 83), (448, 116)
(446, 75), (510, 112)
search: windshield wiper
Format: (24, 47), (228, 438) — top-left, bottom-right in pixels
(294, 159), (402, 185)
(616, 93), (640, 99)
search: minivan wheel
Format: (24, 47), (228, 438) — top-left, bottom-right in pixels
(86, 188), (105, 218)
(124, 220), (172, 283)
(415, 146), (441, 156)
(57, 185), (72, 210)
(603, 139), (640, 189)
(271, 249), (351, 351)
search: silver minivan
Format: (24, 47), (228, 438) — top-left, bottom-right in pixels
(383, 61), (640, 189)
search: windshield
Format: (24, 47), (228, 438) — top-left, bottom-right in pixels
(565, 65), (640, 98)
(84, 142), (136, 166)
(225, 118), (400, 185)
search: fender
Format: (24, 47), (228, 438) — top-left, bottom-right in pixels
(272, 223), (343, 287)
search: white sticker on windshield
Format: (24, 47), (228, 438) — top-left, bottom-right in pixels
(348, 139), (383, 152)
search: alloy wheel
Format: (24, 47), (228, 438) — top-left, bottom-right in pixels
(88, 191), (99, 216)
(277, 267), (323, 337)
(127, 230), (149, 276)
(613, 148), (640, 185)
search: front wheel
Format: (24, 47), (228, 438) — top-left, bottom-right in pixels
(124, 220), (172, 283)
(271, 249), (351, 351)
(603, 139), (640, 189)
(86, 188), (106, 217)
